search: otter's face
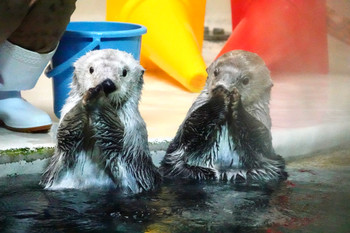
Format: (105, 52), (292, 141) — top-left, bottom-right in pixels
(72, 49), (145, 103)
(206, 50), (273, 107)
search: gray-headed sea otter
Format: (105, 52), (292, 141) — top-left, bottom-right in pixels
(40, 49), (161, 193)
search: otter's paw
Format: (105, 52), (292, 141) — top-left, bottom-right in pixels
(231, 88), (241, 119)
(83, 84), (104, 106)
(211, 85), (231, 105)
(190, 166), (217, 180)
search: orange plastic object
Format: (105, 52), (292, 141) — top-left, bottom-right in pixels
(106, 0), (207, 92)
(218, 0), (328, 74)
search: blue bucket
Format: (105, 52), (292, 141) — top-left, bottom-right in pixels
(46, 21), (147, 118)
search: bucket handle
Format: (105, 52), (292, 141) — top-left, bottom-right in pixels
(46, 38), (101, 78)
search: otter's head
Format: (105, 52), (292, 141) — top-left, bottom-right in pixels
(206, 50), (273, 128)
(206, 50), (272, 106)
(71, 49), (145, 106)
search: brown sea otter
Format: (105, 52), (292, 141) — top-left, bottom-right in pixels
(160, 50), (287, 184)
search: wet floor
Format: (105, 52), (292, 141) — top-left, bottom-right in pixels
(1, 147), (350, 233)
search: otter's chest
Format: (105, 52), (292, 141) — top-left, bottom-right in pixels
(213, 125), (241, 171)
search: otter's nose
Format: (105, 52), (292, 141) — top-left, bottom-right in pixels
(101, 79), (117, 95)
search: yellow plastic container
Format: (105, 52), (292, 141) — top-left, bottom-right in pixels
(106, 0), (207, 92)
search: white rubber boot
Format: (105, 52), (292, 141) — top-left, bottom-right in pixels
(0, 40), (56, 132)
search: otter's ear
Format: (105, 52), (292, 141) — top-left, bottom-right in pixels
(268, 78), (274, 88)
(136, 63), (145, 75)
(71, 74), (80, 89)
(265, 80), (273, 93)
(137, 67), (145, 85)
(206, 67), (210, 74)
(206, 63), (214, 75)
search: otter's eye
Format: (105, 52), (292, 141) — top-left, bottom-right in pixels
(89, 67), (94, 74)
(242, 77), (250, 85)
(213, 68), (220, 77)
(122, 68), (128, 77)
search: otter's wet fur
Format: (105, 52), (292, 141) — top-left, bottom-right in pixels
(160, 50), (287, 184)
(40, 49), (161, 193)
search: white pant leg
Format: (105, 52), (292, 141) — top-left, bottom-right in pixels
(0, 40), (56, 91)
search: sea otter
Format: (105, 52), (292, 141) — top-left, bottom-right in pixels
(40, 49), (161, 193)
(160, 50), (287, 184)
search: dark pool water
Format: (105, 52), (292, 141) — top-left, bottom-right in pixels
(0, 167), (350, 233)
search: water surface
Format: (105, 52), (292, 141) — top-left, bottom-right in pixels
(0, 161), (349, 233)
